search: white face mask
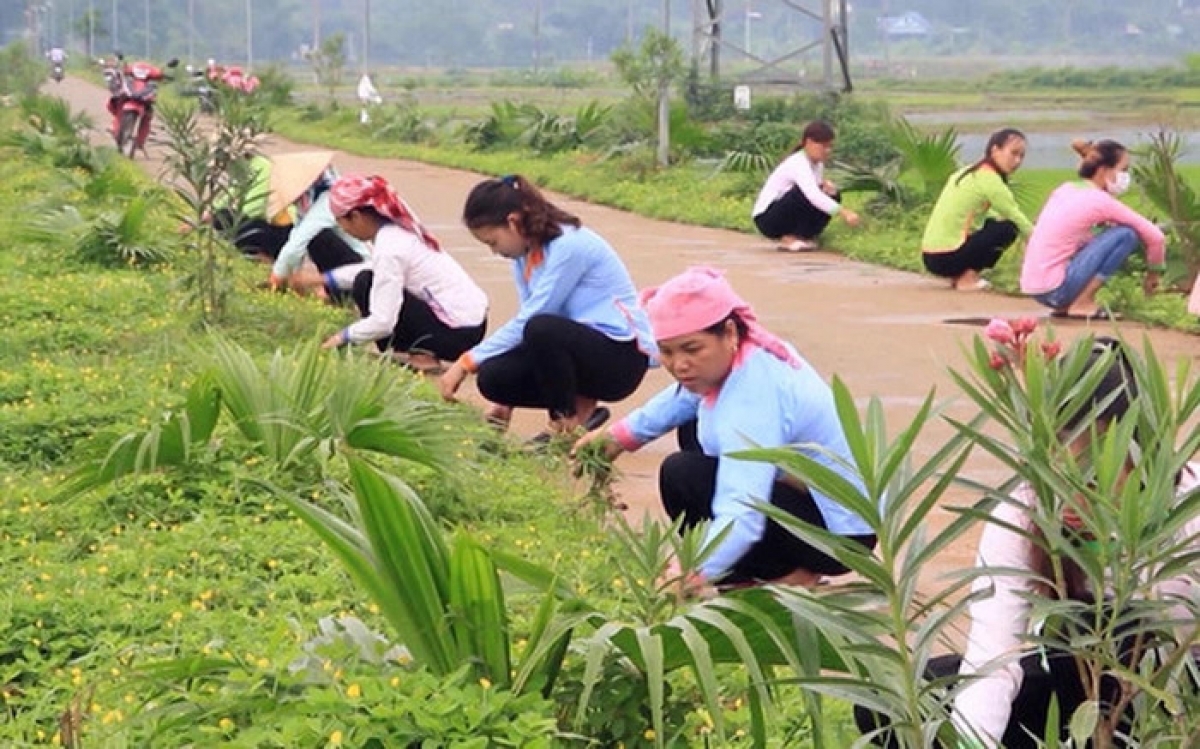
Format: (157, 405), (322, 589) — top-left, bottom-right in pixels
(1107, 171), (1131, 196)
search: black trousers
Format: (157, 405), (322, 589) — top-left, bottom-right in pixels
(306, 229), (364, 273)
(351, 271), (486, 361)
(659, 433), (876, 583)
(855, 649), (1142, 749)
(214, 210), (361, 273)
(213, 209), (293, 259)
(922, 219), (1019, 279)
(475, 314), (649, 419)
(753, 186), (840, 241)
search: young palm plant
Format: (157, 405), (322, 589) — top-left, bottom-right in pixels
(1132, 129), (1200, 289)
(62, 336), (477, 495)
(15, 194), (173, 267)
(888, 117), (961, 205)
(2, 94), (104, 172)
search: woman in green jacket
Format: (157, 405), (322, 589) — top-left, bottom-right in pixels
(921, 128), (1034, 291)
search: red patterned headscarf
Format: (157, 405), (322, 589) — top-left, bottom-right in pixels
(328, 174), (441, 251)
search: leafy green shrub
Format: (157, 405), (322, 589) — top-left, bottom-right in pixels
(0, 40), (45, 98)
(554, 652), (694, 747)
(683, 68), (738, 123)
(126, 656), (564, 746)
(369, 98), (435, 144)
(306, 33), (347, 102)
(250, 63), (296, 108)
(157, 93), (269, 323)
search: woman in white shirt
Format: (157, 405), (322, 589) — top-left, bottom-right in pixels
(319, 175), (488, 373)
(752, 120), (861, 252)
(951, 338), (1200, 748)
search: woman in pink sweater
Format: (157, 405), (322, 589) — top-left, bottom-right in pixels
(1020, 139), (1165, 320)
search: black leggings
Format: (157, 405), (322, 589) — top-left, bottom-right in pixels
(854, 648), (1147, 749)
(753, 186), (840, 241)
(922, 219), (1019, 279)
(213, 210), (293, 259)
(214, 210), (361, 273)
(659, 430), (876, 584)
(475, 314), (649, 419)
(306, 229), (364, 273)
(351, 271), (486, 361)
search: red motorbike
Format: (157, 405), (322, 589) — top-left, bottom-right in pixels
(107, 57), (179, 158)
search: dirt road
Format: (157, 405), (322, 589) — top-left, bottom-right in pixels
(56, 76), (1199, 580)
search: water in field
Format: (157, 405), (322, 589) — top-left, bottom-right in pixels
(958, 128), (1200, 168)
(906, 111), (1200, 167)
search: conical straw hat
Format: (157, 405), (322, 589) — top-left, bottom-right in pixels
(266, 151), (335, 218)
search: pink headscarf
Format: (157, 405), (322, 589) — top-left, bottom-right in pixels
(328, 174), (441, 251)
(640, 266), (800, 368)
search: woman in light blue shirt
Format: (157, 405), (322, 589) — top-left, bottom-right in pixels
(575, 267), (875, 591)
(439, 175), (655, 437)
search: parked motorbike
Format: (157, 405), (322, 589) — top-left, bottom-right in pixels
(106, 56), (179, 158)
(181, 64), (216, 114)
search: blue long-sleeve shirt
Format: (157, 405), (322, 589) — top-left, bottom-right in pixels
(271, 192), (371, 279)
(611, 345), (869, 579)
(464, 225), (656, 367)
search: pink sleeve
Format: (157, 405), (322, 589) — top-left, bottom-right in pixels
(952, 491), (1039, 748)
(609, 419), (644, 452)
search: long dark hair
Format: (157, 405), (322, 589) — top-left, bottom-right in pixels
(462, 174), (580, 247)
(789, 120), (836, 155)
(1072, 138), (1126, 179)
(957, 127), (1025, 185)
(1060, 337), (1137, 434)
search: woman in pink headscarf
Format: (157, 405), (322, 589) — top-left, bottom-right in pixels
(574, 266), (875, 594)
(320, 174), (488, 373)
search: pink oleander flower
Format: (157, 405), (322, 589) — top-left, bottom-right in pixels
(1011, 317), (1038, 337)
(984, 318), (1016, 345)
(988, 351), (1008, 370)
(1041, 340), (1062, 360)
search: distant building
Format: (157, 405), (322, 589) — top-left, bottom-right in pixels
(877, 11), (932, 38)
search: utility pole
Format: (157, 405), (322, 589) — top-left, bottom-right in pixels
(143, 0), (149, 58)
(111, 0), (117, 51)
(657, 0), (671, 167)
(187, 0), (194, 62)
(87, 0), (93, 57)
(533, 0), (542, 73)
(245, 0), (252, 68)
(312, 0), (320, 49)
(362, 0), (370, 73)
(743, 0), (751, 59)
